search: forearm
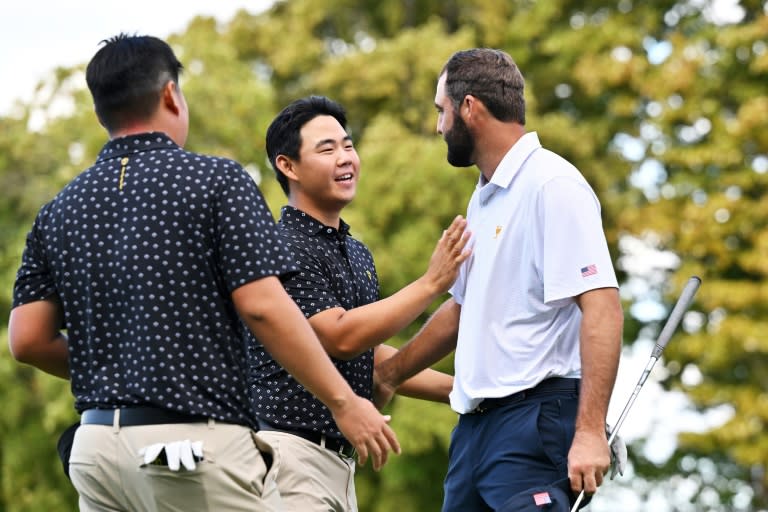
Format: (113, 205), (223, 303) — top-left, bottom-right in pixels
(12, 333), (69, 379)
(233, 277), (357, 410)
(376, 298), (460, 389)
(316, 276), (443, 359)
(308, 215), (470, 360)
(375, 344), (453, 404)
(396, 369), (453, 404)
(575, 288), (623, 432)
(8, 299), (70, 379)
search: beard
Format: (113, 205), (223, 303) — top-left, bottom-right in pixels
(444, 113), (475, 167)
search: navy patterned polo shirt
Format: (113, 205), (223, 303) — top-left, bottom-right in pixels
(12, 132), (296, 428)
(250, 206), (379, 439)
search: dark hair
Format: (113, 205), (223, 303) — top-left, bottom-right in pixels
(441, 48), (526, 125)
(266, 95), (348, 196)
(85, 33), (184, 132)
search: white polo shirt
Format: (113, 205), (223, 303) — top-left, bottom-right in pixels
(449, 132), (618, 414)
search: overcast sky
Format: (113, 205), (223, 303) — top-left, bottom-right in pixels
(0, 0), (272, 115)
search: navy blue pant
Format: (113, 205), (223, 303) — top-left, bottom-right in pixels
(442, 379), (580, 511)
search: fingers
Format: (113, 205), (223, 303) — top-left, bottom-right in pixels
(568, 431), (611, 497)
(437, 215), (471, 262)
(443, 215), (468, 245)
(569, 469), (602, 496)
(335, 400), (400, 471)
(355, 419), (400, 471)
(355, 441), (369, 467)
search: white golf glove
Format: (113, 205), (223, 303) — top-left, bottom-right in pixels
(139, 440), (204, 471)
(606, 424), (627, 479)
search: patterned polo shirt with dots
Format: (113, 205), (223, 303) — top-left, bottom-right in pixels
(250, 205), (379, 439)
(13, 132), (297, 428)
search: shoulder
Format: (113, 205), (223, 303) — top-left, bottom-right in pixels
(178, 149), (248, 174)
(346, 235), (373, 256)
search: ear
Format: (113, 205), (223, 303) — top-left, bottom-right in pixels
(275, 154), (300, 183)
(461, 94), (488, 127)
(462, 94), (476, 118)
(162, 81), (181, 115)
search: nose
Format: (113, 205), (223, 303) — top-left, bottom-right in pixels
(337, 147), (357, 167)
(436, 113), (444, 135)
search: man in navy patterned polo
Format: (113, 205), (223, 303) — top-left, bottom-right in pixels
(250, 96), (470, 511)
(8, 35), (400, 511)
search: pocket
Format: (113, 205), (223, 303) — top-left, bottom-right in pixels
(67, 425), (117, 505)
(253, 431), (281, 501)
(536, 399), (568, 471)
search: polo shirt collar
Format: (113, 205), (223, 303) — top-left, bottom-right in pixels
(478, 131), (542, 190)
(279, 205), (351, 240)
(95, 132), (180, 162)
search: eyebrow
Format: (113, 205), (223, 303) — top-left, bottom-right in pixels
(314, 135), (353, 148)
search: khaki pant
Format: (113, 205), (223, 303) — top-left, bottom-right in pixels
(69, 418), (282, 511)
(258, 430), (357, 512)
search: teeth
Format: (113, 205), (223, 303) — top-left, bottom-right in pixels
(336, 173), (353, 181)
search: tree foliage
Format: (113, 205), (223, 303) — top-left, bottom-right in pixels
(1, 1), (766, 510)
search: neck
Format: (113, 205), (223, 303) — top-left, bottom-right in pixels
(108, 114), (182, 146)
(474, 123), (526, 181)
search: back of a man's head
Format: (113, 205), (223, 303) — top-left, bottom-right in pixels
(441, 48), (526, 125)
(86, 33), (183, 133)
(266, 95), (348, 196)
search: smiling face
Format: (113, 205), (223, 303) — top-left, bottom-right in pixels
(278, 114), (360, 224)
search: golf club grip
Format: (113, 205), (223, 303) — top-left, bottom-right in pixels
(651, 276), (701, 358)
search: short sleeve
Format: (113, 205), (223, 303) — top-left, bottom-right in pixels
(538, 176), (618, 305)
(213, 166), (297, 291)
(13, 204), (57, 307)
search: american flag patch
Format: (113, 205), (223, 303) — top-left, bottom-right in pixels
(533, 491), (552, 505)
(581, 264), (598, 277)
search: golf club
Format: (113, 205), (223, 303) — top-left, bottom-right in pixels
(570, 275), (702, 511)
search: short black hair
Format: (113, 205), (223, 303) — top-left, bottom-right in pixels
(266, 96), (348, 196)
(441, 48), (526, 125)
(86, 33), (183, 133)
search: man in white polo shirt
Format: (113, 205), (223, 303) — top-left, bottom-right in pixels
(375, 48), (623, 511)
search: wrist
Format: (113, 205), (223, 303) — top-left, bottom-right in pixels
(416, 274), (442, 300)
(375, 357), (403, 390)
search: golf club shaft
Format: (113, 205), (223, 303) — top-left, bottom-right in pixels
(570, 276), (701, 511)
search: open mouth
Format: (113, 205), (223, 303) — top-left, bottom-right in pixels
(335, 173), (354, 182)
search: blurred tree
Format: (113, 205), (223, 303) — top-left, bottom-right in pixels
(1, 1), (767, 510)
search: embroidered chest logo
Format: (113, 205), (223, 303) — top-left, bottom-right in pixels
(494, 225), (502, 239)
(365, 270), (372, 280)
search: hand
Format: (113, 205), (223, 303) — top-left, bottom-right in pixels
(332, 395), (401, 471)
(422, 215), (471, 295)
(567, 428), (611, 496)
(372, 344), (399, 410)
(372, 366), (397, 410)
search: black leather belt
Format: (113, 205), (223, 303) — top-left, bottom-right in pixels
(468, 377), (580, 414)
(259, 423), (356, 459)
(81, 407), (209, 427)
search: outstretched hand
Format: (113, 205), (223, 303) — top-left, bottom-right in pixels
(332, 395), (401, 471)
(423, 215), (471, 294)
